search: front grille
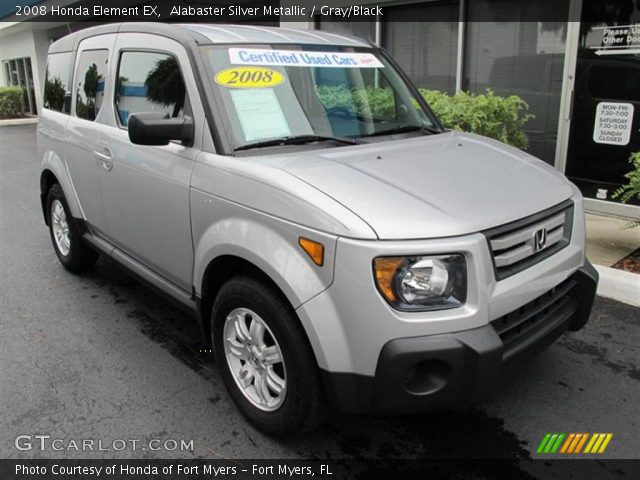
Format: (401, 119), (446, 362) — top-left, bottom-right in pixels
(491, 278), (578, 361)
(483, 200), (574, 280)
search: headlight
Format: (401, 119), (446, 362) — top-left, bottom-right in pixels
(373, 254), (467, 311)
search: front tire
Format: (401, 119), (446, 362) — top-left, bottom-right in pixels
(212, 276), (325, 436)
(46, 183), (98, 273)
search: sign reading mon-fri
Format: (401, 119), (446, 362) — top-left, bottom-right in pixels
(593, 102), (634, 146)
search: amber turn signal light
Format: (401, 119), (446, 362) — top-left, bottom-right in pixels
(373, 257), (405, 302)
(299, 237), (324, 266)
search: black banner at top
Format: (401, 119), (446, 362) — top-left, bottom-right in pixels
(2, 0), (628, 23)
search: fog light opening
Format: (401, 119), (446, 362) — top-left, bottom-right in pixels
(402, 359), (451, 396)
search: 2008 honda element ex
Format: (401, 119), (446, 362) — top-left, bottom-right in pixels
(38, 23), (598, 435)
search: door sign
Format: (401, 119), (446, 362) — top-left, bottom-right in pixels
(593, 102), (634, 146)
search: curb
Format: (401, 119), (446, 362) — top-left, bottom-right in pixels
(0, 117), (38, 126)
(594, 264), (640, 307)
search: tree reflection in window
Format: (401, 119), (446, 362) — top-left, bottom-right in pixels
(44, 77), (66, 111)
(43, 52), (72, 113)
(144, 56), (185, 118)
(116, 52), (186, 126)
(76, 63), (101, 120)
(75, 50), (107, 121)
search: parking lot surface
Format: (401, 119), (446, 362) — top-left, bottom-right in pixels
(1, 125), (639, 477)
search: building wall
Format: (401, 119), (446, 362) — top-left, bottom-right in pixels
(0, 25), (50, 114)
(313, 0), (570, 166)
(1, 4), (568, 157)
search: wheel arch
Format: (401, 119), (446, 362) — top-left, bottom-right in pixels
(40, 150), (84, 223)
(197, 255), (316, 356)
(194, 237), (336, 376)
(40, 169), (58, 225)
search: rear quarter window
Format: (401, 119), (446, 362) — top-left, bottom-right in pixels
(44, 52), (73, 113)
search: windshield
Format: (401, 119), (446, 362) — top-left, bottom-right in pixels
(201, 44), (441, 152)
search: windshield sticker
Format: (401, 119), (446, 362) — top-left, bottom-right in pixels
(215, 67), (285, 89)
(230, 88), (291, 142)
(229, 48), (384, 69)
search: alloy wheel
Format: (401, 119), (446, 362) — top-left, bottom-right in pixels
(223, 307), (287, 411)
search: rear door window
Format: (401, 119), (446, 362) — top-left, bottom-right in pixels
(74, 49), (109, 121)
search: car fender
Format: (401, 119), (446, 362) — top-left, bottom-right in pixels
(192, 200), (339, 365)
(192, 209), (337, 308)
(40, 149), (84, 220)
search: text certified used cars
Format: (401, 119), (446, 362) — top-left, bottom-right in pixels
(38, 24), (598, 435)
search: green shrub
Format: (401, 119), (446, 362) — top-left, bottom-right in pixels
(612, 152), (640, 229)
(420, 89), (534, 150)
(315, 86), (533, 150)
(0, 86), (25, 118)
(315, 85), (395, 118)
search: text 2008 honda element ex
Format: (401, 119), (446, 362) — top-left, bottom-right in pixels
(38, 24), (598, 435)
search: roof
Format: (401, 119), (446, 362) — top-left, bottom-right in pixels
(48, 23), (371, 54)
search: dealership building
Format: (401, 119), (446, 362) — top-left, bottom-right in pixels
(1, 0), (639, 218)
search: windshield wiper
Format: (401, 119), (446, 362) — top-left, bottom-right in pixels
(360, 125), (441, 138)
(234, 134), (358, 152)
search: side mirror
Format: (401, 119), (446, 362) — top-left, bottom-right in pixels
(127, 112), (194, 146)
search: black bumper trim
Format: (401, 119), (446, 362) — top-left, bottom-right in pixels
(321, 262), (598, 415)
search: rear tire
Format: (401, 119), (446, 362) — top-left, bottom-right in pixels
(212, 276), (325, 436)
(46, 183), (98, 273)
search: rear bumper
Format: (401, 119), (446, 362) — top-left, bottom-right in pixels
(321, 261), (598, 415)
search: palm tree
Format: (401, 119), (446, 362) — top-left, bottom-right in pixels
(144, 57), (185, 117)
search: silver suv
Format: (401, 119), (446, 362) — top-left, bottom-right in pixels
(38, 23), (598, 435)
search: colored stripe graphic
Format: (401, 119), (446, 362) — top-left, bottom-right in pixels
(584, 434), (598, 453)
(537, 433), (566, 453)
(567, 433), (583, 453)
(550, 433), (565, 453)
(585, 433), (614, 453)
(545, 434), (559, 453)
(537, 433), (552, 453)
(592, 433), (606, 452)
(539, 433), (613, 454)
(574, 433), (589, 453)
(598, 434), (613, 453)
(560, 433), (575, 453)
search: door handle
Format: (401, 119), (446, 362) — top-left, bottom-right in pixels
(98, 158), (113, 172)
(93, 143), (113, 172)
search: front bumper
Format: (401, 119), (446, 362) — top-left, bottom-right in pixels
(321, 262), (598, 415)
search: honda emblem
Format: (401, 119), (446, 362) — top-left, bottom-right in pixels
(533, 228), (547, 252)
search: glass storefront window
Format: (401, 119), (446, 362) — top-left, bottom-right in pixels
(315, 17), (376, 44)
(464, 0), (570, 163)
(565, 1), (640, 206)
(383, 1), (459, 94)
(3, 56), (37, 115)
(312, 0), (638, 214)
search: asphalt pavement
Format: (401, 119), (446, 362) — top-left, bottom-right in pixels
(1, 125), (638, 478)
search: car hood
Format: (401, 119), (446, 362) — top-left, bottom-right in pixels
(262, 132), (576, 239)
